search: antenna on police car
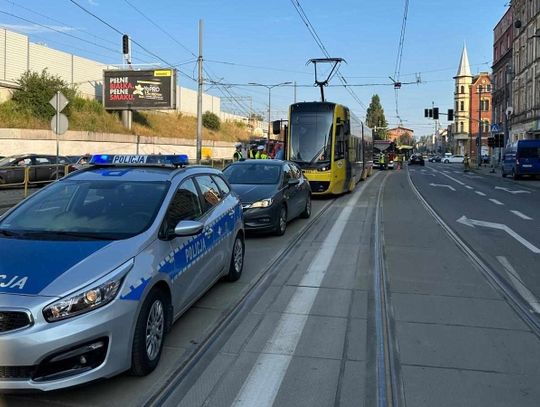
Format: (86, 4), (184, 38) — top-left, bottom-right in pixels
(307, 58), (345, 102)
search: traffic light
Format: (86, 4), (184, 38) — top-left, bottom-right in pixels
(122, 34), (130, 55)
(424, 108), (429, 118)
(447, 109), (454, 121)
(428, 109), (433, 118)
(487, 137), (495, 147)
(433, 107), (439, 120)
(494, 133), (504, 147)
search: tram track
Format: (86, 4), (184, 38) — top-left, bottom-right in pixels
(373, 172), (405, 407)
(143, 196), (337, 407)
(407, 171), (540, 339)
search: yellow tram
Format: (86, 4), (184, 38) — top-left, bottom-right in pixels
(285, 101), (373, 195)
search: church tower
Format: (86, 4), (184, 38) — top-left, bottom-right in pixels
(453, 45), (473, 154)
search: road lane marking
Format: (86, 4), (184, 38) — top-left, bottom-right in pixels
(511, 210), (533, 220)
(232, 175), (369, 407)
(489, 199), (504, 205)
(495, 186), (531, 194)
(439, 172), (466, 186)
(475, 191), (487, 196)
(497, 256), (540, 313)
(457, 215), (540, 254)
(429, 183), (456, 191)
(465, 185), (473, 189)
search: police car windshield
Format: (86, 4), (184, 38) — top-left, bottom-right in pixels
(223, 163), (281, 185)
(0, 180), (169, 240)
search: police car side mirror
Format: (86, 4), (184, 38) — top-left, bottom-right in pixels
(174, 220), (204, 237)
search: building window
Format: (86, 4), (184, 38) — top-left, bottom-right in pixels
(481, 99), (490, 111)
(460, 85), (465, 94)
(478, 85), (483, 93)
(460, 101), (465, 111)
(455, 101), (458, 112)
(460, 122), (464, 133)
(482, 120), (490, 133)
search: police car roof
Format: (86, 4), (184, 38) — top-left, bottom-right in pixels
(67, 163), (223, 183)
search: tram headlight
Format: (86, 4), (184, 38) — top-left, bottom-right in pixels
(317, 166), (330, 172)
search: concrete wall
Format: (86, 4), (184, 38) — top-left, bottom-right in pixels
(0, 128), (235, 159)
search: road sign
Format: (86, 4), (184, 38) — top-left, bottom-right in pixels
(49, 92), (69, 112)
(51, 113), (69, 135)
(490, 123), (501, 133)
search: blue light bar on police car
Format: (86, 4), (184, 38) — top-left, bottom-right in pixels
(89, 154), (189, 166)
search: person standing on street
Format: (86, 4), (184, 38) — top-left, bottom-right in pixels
(255, 145), (268, 159)
(233, 142), (244, 161)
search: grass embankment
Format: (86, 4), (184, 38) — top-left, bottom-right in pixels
(0, 98), (249, 142)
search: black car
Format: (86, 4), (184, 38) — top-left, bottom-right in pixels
(0, 154), (72, 186)
(428, 155), (441, 162)
(409, 154), (425, 166)
(222, 159), (311, 235)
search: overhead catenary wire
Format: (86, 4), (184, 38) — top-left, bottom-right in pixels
(118, 0), (256, 116)
(0, 0), (118, 47)
(289, 0), (367, 113)
(393, 0), (411, 124)
(68, 0), (196, 81)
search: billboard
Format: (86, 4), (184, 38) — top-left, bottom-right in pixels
(103, 69), (176, 110)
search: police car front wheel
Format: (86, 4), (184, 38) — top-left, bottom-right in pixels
(226, 234), (244, 282)
(130, 288), (169, 376)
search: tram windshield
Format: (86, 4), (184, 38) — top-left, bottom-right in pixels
(289, 104), (334, 165)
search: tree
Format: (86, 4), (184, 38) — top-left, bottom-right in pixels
(249, 113), (264, 122)
(202, 111), (221, 130)
(11, 69), (77, 120)
(398, 131), (413, 146)
(365, 94), (388, 140)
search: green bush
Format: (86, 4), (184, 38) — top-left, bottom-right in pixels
(202, 111), (221, 130)
(11, 69), (77, 120)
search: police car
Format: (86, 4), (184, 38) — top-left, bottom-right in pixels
(0, 154), (244, 391)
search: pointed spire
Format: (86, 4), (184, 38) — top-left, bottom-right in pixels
(456, 44), (472, 78)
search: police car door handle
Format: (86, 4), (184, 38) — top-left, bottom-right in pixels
(204, 228), (213, 238)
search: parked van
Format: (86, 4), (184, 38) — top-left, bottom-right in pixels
(501, 139), (540, 179)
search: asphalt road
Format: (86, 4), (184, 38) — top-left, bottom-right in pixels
(409, 162), (540, 311)
(1, 166), (539, 406)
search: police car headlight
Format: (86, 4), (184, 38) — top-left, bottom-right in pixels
(43, 259), (133, 322)
(249, 199), (273, 208)
(43, 279), (122, 322)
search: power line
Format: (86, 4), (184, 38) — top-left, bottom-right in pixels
(392, 0), (411, 125)
(289, 0), (367, 113)
(206, 59), (312, 76)
(0, 0), (118, 47)
(0, 9), (120, 54)
(122, 0), (197, 59)
(118, 0), (255, 115)
(68, 0), (196, 81)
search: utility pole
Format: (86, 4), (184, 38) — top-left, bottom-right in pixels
(121, 34), (132, 130)
(196, 20), (203, 164)
(294, 81), (297, 103)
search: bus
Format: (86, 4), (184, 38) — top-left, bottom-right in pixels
(283, 101), (373, 195)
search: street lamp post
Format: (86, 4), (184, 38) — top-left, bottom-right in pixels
(248, 82), (292, 139)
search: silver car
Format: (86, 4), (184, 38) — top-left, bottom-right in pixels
(0, 154), (244, 391)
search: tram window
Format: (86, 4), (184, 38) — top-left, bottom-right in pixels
(335, 124), (345, 160)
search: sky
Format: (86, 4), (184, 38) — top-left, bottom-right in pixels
(0, 0), (510, 138)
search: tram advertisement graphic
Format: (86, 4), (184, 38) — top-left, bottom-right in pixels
(103, 69), (176, 110)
